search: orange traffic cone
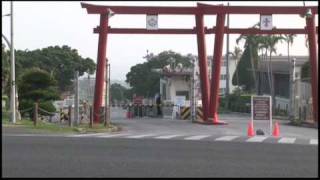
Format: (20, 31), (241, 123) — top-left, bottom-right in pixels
(247, 121), (255, 137)
(273, 121), (280, 137)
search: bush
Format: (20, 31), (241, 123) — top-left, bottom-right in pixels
(226, 93), (251, 113)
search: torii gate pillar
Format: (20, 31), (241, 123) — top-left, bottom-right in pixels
(93, 13), (109, 123)
(195, 13), (210, 121)
(209, 13), (227, 124)
(306, 14), (318, 123)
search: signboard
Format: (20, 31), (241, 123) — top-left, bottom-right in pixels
(251, 95), (272, 135)
(133, 96), (143, 105)
(146, 15), (158, 30)
(175, 96), (186, 107)
(260, 15), (273, 30)
(252, 96), (271, 120)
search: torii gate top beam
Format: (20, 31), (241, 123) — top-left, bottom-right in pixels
(81, 2), (318, 15)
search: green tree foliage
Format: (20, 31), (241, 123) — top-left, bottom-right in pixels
(126, 50), (193, 98)
(301, 61), (310, 81)
(110, 83), (128, 103)
(232, 47), (257, 91)
(18, 68), (59, 118)
(2, 44), (10, 95)
(15, 45), (96, 93)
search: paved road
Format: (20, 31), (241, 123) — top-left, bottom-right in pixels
(111, 107), (318, 139)
(2, 135), (318, 177)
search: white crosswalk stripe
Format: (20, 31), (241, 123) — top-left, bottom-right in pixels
(95, 133), (131, 138)
(184, 135), (211, 140)
(154, 134), (182, 139)
(215, 136), (239, 141)
(310, 139), (318, 145)
(278, 137), (296, 144)
(246, 136), (268, 142)
(68, 133), (106, 137)
(126, 134), (156, 139)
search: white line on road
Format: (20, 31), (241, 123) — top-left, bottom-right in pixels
(215, 136), (239, 141)
(184, 135), (211, 140)
(246, 136), (268, 142)
(67, 133), (105, 137)
(278, 137), (296, 144)
(310, 139), (318, 145)
(154, 134), (182, 139)
(126, 134), (156, 139)
(95, 133), (131, 138)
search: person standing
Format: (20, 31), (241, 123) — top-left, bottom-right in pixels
(156, 94), (162, 116)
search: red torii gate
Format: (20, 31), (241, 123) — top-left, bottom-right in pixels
(81, 3), (318, 125)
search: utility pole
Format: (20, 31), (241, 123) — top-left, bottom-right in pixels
(104, 62), (110, 127)
(10, 1), (16, 124)
(225, 2), (230, 97)
(289, 58), (296, 121)
(74, 71), (79, 126)
(190, 57), (196, 122)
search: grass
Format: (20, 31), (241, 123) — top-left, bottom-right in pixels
(2, 109), (121, 134)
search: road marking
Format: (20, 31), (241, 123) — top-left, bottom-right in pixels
(95, 133), (131, 138)
(67, 133), (105, 137)
(246, 136), (268, 142)
(154, 134), (182, 139)
(126, 134), (156, 139)
(278, 137), (296, 144)
(184, 135), (211, 140)
(215, 136), (239, 141)
(310, 139), (318, 145)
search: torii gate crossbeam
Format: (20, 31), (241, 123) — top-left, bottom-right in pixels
(81, 3), (318, 125)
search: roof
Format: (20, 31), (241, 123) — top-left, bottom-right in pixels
(256, 56), (308, 74)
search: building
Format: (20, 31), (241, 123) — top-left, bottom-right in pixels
(256, 55), (312, 121)
(159, 55), (238, 105)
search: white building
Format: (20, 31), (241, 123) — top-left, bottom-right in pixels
(160, 55), (238, 105)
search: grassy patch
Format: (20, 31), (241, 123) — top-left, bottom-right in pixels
(2, 110), (121, 134)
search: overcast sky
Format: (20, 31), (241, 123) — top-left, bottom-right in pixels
(2, 1), (318, 81)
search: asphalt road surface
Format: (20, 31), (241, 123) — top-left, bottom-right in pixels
(2, 135), (318, 178)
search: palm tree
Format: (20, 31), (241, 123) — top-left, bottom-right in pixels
(264, 35), (285, 114)
(284, 34), (297, 63)
(283, 34), (296, 118)
(236, 32), (260, 94)
(229, 46), (242, 87)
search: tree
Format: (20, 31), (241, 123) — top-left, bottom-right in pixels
(15, 45), (96, 93)
(126, 50), (193, 98)
(283, 34), (296, 63)
(264, 35), (285, 113)
(18, 68), (59, 118)
(2, 44), (10, 96)
(235, 24), (261, 93)
(301, 61), (311, 82)
(230, 46), (242, 87)
(110, 83), (128, 104)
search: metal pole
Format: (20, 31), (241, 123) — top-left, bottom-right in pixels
(190, 58), (196, 122)
(108, 63), (111, 124)
(10, 1), (16, 124)
(225, 2), (230, 97)
(74, 71), (79, 126)
(289, 58), (296, 121)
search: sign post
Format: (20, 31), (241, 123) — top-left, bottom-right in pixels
(252, 96), (272, 135)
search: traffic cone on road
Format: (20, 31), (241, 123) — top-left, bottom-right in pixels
(272, 121), (280, 137)
(247, 121), (255, 137)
